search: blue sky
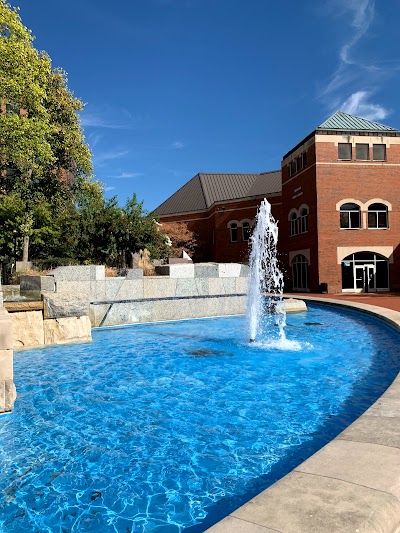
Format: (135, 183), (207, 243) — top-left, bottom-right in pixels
(13, 0), (400, 211)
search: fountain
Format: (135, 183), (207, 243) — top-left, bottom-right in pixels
(247, 198), (286, 343)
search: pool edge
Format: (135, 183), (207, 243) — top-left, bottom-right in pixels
(206, 297), (400, 533)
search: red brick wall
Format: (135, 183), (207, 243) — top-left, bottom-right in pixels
(315, 138), (400, 292)
(158, 194), (282, 263)
(281, 142), (320, 291)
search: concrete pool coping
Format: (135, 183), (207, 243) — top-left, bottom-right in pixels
(206, 296), (400, 533)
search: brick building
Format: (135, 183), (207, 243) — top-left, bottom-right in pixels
(154, 111), (400, 294)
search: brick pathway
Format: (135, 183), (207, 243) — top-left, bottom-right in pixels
(285, 292), (400, 313)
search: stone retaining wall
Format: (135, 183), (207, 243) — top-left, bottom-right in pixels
(0, 286), (16, 413)
(45, 264), (250, 327)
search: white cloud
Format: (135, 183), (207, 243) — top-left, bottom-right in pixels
(87, 132), (103, 149)
(104, 186), (116, 192)
(93, 150), (130, 167)
(80, 113), (131, 130)
(108, 172), (144, 179)
(338, 0), (375, 65)
(319, 0), (392, 121)
(171, 141), (184, 149)
(340, 91), (389, 120)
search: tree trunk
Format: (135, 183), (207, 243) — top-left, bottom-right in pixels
(22, 210), (32, 263)
(22, 234), (29, 262)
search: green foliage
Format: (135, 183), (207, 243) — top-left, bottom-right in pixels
(0, 2), (166, 268)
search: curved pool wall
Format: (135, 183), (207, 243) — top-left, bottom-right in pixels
(207, 296), (400, 533)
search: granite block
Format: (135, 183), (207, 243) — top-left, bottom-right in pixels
(208, 278), (225, 295)
(155, 264), (195, 278)
(102, 301), (153, 326)
(51, 265), (105, 281)
(126, 268), (144, 279)
(11, 310), (44, 348)
(112, 280), (144, 300)
(235, 276), (248, 294)
(143, 278), (177, 298)
(15, 261), (32, 272)
(42, 291), (90, 318)
(44, 316), (92, 345)
(105, 278), (124, 300)
(90, 304), (109, 327)
(176, 278), (209, 297)
(218, 263), (242, 278)
(222, 278), (236, 294)
(90, 281), (106, 301)
(20, 275), (55, 292)
(0, 308), (13, 350)
(0, 350), (13, 380)
(194, 263), (219, 278)
(239, 264), (250, 277)
(56, 281), (91, 296)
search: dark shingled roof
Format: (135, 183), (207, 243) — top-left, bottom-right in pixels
(154, 171), (282, 216)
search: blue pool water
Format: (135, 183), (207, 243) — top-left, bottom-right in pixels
(0, 304), (399, 532)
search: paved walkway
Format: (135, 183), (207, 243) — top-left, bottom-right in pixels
(286, 291), (400, 313)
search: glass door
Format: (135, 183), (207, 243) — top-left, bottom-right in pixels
(354, 264), (376, 292)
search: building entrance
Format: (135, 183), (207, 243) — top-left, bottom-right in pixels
(354, 264), (375, 292)
(341, 252), (389, 292)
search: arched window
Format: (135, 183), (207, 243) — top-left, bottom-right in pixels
(300, 208), (308, 233)
(242, 221), (251, 241)
(292, 254), (309, 291)
(229, 222), (238, 242)
(368, 203), (388, 229)
(290, 212), (298, 236)
(340, 203), (361, 229)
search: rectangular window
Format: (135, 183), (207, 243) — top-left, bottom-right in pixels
(297, 156), (302, 171)
(302, 152), (307, 168)
(373, 144), (386, 161)
(356, 143), (369, 160)
(338, 143), (352, 160)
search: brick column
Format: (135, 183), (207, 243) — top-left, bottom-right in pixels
(0, 285), (16, 413)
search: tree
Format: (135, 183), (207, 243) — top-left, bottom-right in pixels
(159, 221), (197, 258)
(0, 1), (92, 261)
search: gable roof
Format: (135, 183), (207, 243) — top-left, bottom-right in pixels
(318, 111), (398, 132)
(153, 170), (282, 216)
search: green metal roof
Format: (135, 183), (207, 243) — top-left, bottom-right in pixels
(318, 111), (398, 132)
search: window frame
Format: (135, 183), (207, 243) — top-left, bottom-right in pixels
(290, 212), (298, 236)
(372, 144), (386, 161)
(355, 143), (369, 161)
(299, 208), (308, 234)
(338, 143), (352, 161)
(367, 203), (388, 229)
(340, 203), (361, 230)
(242, 221), (251, 241)
(229, 222), (238, 242)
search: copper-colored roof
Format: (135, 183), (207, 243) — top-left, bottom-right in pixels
(154, 171), (282, 216)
